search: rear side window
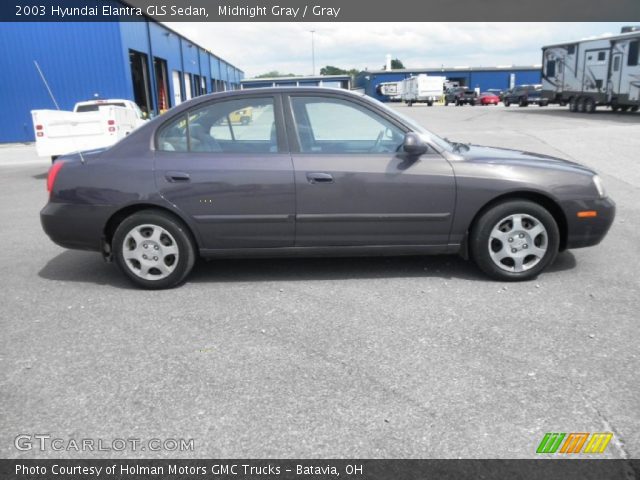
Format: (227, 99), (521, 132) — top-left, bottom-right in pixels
(157, 97), (278, 153)
(76, 102), (126, 112)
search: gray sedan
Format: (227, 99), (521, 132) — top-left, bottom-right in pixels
(41, 88), (615, 289)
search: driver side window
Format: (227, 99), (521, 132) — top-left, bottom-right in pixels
(291, 96), (404, 154)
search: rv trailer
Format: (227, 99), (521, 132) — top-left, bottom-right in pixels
(401, 74), (446, 106)
(541, 28), (640, 113)
(377, 81), (404, 101)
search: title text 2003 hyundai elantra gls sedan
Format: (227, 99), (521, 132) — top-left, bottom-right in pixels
(41, 88), (615, 289)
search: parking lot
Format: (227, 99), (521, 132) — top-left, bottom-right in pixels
(0, 104), (638, 459)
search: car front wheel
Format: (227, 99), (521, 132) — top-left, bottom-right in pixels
(470, 200), (559, 281)
(113, 210), (196, 289)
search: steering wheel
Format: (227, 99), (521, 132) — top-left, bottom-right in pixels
(370, 129), (385, 152)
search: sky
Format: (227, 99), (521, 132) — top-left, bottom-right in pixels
(165, 22), (631, 78)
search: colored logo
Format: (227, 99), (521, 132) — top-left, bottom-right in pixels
(536, 432), (612, 454)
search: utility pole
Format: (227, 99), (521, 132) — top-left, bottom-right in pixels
(310, 30), (316, 76)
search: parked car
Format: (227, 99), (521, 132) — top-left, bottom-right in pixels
(41, 88), (615, 289)
(444, 87), (477, 106)
(32, 99), (148, 163)
(503, 85), (549, 107)
(478, 92), (500, 105)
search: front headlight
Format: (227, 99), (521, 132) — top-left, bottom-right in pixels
(592, 175), (606, 198)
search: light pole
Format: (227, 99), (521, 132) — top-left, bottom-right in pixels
(310, 30), (316, 76)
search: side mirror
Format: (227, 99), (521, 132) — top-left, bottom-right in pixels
(403, 132), (428, 156)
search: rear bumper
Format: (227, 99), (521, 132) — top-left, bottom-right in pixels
(562, 197), (616, 249)
(40, 202), (111, 252)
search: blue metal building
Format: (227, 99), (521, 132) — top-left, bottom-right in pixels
(0, 20), (243, 143)
(355, 66), (542, 101)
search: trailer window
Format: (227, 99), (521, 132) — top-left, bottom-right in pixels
(546, 60), (556, 77)
(567, 45), (576, 55)
(597, 51), (606, 61)
(614, 56), (621, 72)
(629, 41), (639, 66)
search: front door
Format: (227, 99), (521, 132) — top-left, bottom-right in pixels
(154, 94), (295, 249)
(285, 94), (456, 247)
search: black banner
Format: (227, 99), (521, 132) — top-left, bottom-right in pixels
(2, 0), (640, 22)
(1, 460), (640, 480)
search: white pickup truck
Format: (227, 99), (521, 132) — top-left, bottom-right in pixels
(31, 99), (147, 162)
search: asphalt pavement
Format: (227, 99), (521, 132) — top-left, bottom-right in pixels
(0, 104), (638, 459)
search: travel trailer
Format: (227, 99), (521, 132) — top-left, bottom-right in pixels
(377, 81), (404, 101)
(401, 74), (446, 106)
(541, 28), (640, 112)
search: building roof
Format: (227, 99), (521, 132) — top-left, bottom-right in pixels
(360, 65), (541, 75)
(242, 74), (351, 83)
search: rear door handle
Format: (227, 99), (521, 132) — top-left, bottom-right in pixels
(165, 171), (190, 183)
(306, 172), (334, 184)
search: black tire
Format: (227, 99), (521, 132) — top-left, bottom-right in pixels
(504, 99), (511, 107)
(444, 99), (449, 106)
(427, 101), (433, 107)
(113, 209), (196, 289)
(611, 105), (620, 112)
(408, 101), (413, 107)
(518, 97), (528, 107)
(584, 97), (596, 113)
(621, 106), (630, 112)
(569, 98), (577, 112)
(470, 200), (560, 281)
(576, 97), (586, 113)
(631, 106), (639, 112)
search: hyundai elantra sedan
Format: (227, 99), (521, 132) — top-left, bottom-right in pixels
(41, 88), (615, 289)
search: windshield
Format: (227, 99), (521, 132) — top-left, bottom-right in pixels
(366, 95), (453, 151)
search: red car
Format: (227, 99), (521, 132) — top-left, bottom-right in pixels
(479, 92), (500, 105)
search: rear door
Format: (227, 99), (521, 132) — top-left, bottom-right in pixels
(284, 93), (456, 247)
(154, 93), (295, 249)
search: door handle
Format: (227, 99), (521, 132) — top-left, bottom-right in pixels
(306, 172), (334, 184)
(165, 171), (190, 182)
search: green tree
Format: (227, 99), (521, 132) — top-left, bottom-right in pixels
(320, 66), (362, 78)
(253, 71), (297, 79)
(391, 58), (405, 69)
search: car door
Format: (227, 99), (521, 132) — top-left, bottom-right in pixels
(154, 94), (295, 250)
(284, 93), (456, 247)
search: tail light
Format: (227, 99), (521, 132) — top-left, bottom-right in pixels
(36, 124), (44, 137)
(47, 161), (64, 195)
(108, 119), (116, 133)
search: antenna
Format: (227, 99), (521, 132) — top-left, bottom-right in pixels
(34, 60), (86, 164)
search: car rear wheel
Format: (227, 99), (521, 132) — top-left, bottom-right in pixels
(504, 99), (510, 107)
(470, 200), (559, 281)
(113, 210), (196, 289)
(518, 97), (528, 107)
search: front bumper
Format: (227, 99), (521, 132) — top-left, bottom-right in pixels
(562, 196), (616, 249)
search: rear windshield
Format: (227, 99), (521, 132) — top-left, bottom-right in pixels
(76, 102), (126, 112)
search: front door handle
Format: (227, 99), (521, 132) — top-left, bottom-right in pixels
(165, 171), (191, 183)
(306, 172), (334, 184)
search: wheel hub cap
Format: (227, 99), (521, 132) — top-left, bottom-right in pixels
(122, 224), (179, 281)
(488, 213), (548, 273)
